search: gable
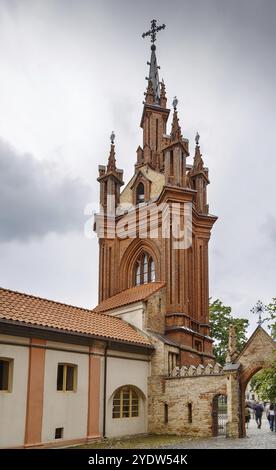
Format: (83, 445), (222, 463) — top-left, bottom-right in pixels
(237, 326), (276, 384)
(120, 165), (165, 205)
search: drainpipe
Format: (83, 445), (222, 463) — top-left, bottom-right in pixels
(102, 342), (108, 438)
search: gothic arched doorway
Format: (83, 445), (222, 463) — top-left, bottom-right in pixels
(212, 394), (228, 437)
(225, 326), (275, 438)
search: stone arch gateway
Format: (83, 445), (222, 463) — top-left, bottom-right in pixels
(224, 326), (275, 438)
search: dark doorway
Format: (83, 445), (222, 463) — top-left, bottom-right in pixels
(212, 394), (228, 436)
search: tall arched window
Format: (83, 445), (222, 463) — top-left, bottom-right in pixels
(134, 253), (155, 286)
(112, 386), (139, 419)
(135, 262), (141, 286)
(143, 254), (148, 283)
(136, 182), (145, 205)
(150, 258), (155, 282)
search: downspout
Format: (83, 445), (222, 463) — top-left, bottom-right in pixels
(103, 342), (108, 438)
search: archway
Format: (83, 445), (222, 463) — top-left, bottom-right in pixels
(229, 326), (275, 438)
(240, 365), (275, 437)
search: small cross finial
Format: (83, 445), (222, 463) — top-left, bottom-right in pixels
(251, 300), (265, 326)
(142, 19), (166, 44)
(110, 131), (115, 144)
(195, 132), (200, 146)
(172, 96), (178, 110)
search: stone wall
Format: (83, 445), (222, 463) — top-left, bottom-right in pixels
(148, 334), (227, 437)
(148, 373), (226, 437)
(148, 326), (276, 439)
(145, 287), (166, 334)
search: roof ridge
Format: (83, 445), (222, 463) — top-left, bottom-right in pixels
(0, 286), (126, 322)
(97, 281), (165, 299)
(0, 287), (152, 346)
(93, 282), (166, 313)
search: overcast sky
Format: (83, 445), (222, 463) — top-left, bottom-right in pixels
(0, 0), (275, 335)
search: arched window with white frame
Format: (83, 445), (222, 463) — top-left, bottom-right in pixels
(134, 252), (155, 286)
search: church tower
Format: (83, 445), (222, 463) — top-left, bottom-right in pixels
(95, 20), (217, 366)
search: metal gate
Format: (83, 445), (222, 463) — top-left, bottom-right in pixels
(212, 394), (228, 436)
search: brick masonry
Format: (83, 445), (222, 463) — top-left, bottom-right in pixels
(148, 326), (276, 438)
(148, 374), (226, 437)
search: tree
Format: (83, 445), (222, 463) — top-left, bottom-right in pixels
(250, 357), (276, 402)
(209, 299), (249, 365)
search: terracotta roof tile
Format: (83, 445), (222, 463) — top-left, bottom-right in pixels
(0, 288), (152, 347)
(93, 282), (165, 313)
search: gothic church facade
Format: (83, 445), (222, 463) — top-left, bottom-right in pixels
(95, 23), (216, 367)
(2, 22), (270, 449)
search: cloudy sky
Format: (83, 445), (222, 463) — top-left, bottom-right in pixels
(0, 0), (275, 334)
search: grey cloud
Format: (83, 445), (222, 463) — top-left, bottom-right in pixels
(0, 139), (91, 242)
(263, 215), (276, 242)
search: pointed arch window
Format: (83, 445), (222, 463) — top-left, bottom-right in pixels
(134, 253), (155, 286)
(150, 258), (156, 282)
(135, 262), (141, 286)
(136, 182), (145, 205)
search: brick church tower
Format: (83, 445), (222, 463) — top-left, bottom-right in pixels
(94, 21), (217, 366)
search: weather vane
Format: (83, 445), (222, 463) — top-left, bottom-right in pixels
(142, 19), (166, 44)
(250, 300), (265, 326)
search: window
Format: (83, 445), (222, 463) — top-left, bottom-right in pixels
(135, 262), (141, 286)
(57, 364), (77, 392)
(55, 427), (64, 439)
(164, 403), (168, 424)
(150, 258), (156, 282)
(134, 253), (155, 286)
(143, 254), (148, 283)
(136, 182), (145, 205)
(194, 340), (202, 352)
(188, 403), (193, 423)
(0, 358), (13, 392)
(112, 386), (139, 419)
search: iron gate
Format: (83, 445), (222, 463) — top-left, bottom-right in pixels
(212, 394), (228, 436)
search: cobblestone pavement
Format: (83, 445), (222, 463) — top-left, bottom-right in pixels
(161, 420), (276, 449)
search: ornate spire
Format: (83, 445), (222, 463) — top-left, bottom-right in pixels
(107, 131), (117, 172)
(226, 324), (238, 363)
(160, 79), (167, 108)
(170, 96), (182, 141)
(144, 79), (154, 104)
(142, 20), (166, 105)
(193, 132), (204, 171)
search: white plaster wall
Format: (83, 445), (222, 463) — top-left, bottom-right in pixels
(107, 303), (144, 330)
(105, 355), (149, 437)
(42, 346), (89, 443)
(0, 338), (29, 448)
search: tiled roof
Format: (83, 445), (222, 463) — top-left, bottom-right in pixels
(93, 282), (165, 313)
(0, 288), (152, 347)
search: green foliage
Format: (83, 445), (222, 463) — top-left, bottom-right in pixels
(209, 299), (249, 365)
(250, 357), (276, 401)
(265, 298), (276, 340)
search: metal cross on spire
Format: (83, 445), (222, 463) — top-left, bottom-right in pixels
(250, 300), (265, 326)
(142, 19), (166, 44)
